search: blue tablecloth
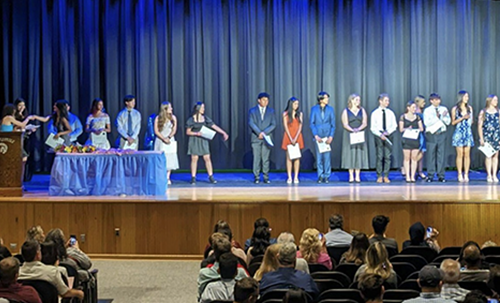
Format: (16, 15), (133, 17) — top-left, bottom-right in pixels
(49, 151), (167, 196)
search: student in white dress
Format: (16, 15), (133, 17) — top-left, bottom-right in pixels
(154, 101), (179, 184)
(85, 98), (111, 149)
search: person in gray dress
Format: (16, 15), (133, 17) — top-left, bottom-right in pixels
(341, 94), (369, 183)
(186, 102), (229, 184)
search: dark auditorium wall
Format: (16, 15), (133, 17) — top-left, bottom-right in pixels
(1, 0), (500, 170)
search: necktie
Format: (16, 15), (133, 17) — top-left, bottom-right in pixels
(435, 107), (440, 118)
(382, 109), (387, 131)
(321, 108), (325, 120)
(127, 111), (133, 136)
(261, 108), (265, 120)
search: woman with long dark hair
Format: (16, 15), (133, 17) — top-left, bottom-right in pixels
(185, 101), (229, 184)
(35, 100), (73, 146)
(451, 90), (474, 182)
(340, 233), (370, 265)
(154, 101), (179, 184)
(281, 97), (304, 184)
(85, 98), (111, 149)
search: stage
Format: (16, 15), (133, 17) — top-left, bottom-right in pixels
(1, 171), (499, 259)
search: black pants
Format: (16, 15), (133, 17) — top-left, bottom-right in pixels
(425, 132), (447, 179)
(374, 135), (393, 177)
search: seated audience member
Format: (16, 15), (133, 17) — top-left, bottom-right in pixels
(354, 242), (397, 289)
(358, 274), (385, 303)
(459, 241), (488, 269)
(297, 228), (332, 270)
(340, 233), (370, 265)
(200, 252), (238, 303)
(246, 226), (271, 264)
(25, 226), (45, 243)
(40, 241), (68, 279)
(402, 265), (455, 303)
(460, 245), (490, 283)
(0, 257), (42, 303)
(204, 220), (244, 256)
(462, 290), (488, 303)
(233, 277), (259, 303)
(254, 244), (281, 281)
(369, 215), (398, 252)
(488, 264), (500, 295)
(244, 218), (277, 251)
(203, 233), (247, 267)
(325, 214), (353, 247)
(198, 237), (249, 296)
(283, 289), (309, 303)
(18, 241), (84, 300)
(277, 232), (309, 274)
(440, 259), (470, 301)
(0, 245), (11, 259)
(259, 242), (319, 300)
(402, 222), (439, 252)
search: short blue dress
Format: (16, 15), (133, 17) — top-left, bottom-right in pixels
(483, 110), (500, 151)
(452, 108), (474, 147)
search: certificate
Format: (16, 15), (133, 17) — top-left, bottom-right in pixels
(287, 144), (301, 160)
(200, 126), (216, 140)
(479, 142), (497, 158)
(25, 125), (40, 131)
(427, 120), (445, 134)
(90, 132), (108, 145)
(45, 133), (65, 148)
(123, 141), (138, 150)
(263, 134), (274, 147)
(316, 137), (331, 153)
(402, 129), (420, 140)
(350, 131), (365, 145)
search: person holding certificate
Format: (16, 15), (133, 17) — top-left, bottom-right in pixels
(370, 94), (397, 183)
(310, 91), (336, 183)
(423, 93), (451, 182)
(399, 101), (424, 183)
(341, 94), (368, 183)
(85, 98), (111, 150)
(186, 101), (228, 184)
(116, 95), (141, 150)
(451, 90), (474, 182)
(477, 95), (500, 182)
(154, 101), (179, 185)
(281, 97), (304, 184)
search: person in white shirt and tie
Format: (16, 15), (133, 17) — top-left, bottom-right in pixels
(370, 93), (397, 183)
(423, 93), (451, 182)
(116, 95), (141, 150)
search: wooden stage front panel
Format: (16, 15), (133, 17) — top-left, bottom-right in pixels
(1, 184), (499, 258)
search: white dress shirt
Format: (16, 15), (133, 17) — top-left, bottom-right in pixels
(423, 105), (451, 133)
(258, 105), (266, 120)
(116, 108), (142, 140)
(370, 106), (397, 137)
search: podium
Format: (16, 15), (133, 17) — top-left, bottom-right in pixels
(0, 131), (24, 196)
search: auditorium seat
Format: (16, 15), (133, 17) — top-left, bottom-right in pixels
(458, 281), (493, 296)
(383, 289), (420, 302)
(327, 246), (350, 264)
(391, 262), (417, 281)
(311, 271), (351, 288)
(398, 279), (421, 291)
(248, 255), (264, 266)
(308, 263), (330, 274)
(390, 255), (427, 271)
(259, 289), (313, 303)
(400, 246), (437, 263)
(405, 271), (420, 281)
(19, 279), (58, 303)
(314, 279), (344, 293)
(438, 246), (461, 256)
(482, 246), (500, 256)
(317, 289), (364, 303)
(248, 262), (261, 277)
(334, 263), (360, 283)
(432, 254), (459, 264)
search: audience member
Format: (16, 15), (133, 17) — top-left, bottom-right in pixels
(402, 222), (439, 252)
(25, 226), (45, 243)
(462, 290), (488, 303)
(340, 233), (370, 265)
(200, 252), (238, 303)
(358, 273), (384, 303)
(204, 221), (244, 255)
(283, 289), (309, 303)
(354, 242), (397, 289)
(203, 232), (247, 267)
(460, 245), (490, 282)
(244, 218), (277, 251)
(233, 277), (259, 303)
(402, 265), (455, 303)
(198, 237), (249, 296)
(259, 242), (319, 300)
(325, 214), (353, 247)
(18, 241), (84, 300)
(488, 264), (500, 295)
(0, 245), (11, 259)
(369, 215), (398, 253)
(440, 259), (470, 301)
(40, 241), (68, 279)
(297, 228), (332, 270)
(277, 232), (309, 274)
(254, 244), (281, 281)
(0, 257), (41, 303)
(246, 226), (271, 264)
(459, 241), (488, 269)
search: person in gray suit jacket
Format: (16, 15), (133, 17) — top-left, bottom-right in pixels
(248, 92), (277, 183)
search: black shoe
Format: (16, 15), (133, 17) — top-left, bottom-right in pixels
(317, 178), (322, 184)
(209, 175), (217, 184)
(426, 177), (433, 183)
(323, 178), (329, 184)
(438, 177), (446, 183)
(254, 178), (260, 184)
(263, 179), (271, 184)
(190, 177), (196, 184)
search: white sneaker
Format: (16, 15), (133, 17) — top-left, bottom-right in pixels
(286, 179), (292, 184)
(294, 178), (299, 184)
(487, 176), (493, 183)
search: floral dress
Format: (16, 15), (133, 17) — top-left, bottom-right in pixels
(452, 109), (474, 147)
(483, 110), (500, 151)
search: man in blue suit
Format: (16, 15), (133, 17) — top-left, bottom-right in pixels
(248, 92), (277, 184)
(310, 91), (336, 183)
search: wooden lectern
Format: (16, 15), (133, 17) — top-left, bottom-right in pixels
(0, 131), (24, 196)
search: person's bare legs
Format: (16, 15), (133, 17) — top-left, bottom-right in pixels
(190, 155), (199, 178)
(403, 150), (411, 182)
(286, 153), (292, 183)
(456, 147), (464, 181)
(203, 154), (213, 176)
(348, 169), (354, 182)
(410, 150), (419, 182)
(293, 159), (300, 183)
(493, 152), (499, 182)
(463, 146), (471, 182)
(485, 156), (493, 182)
(355, 169), (361, 183)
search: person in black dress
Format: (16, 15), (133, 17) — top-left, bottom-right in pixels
(399, 101), (424, 183)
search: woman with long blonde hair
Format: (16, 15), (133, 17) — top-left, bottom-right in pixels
(478, 95), (500, 182)
(154, 101), (179, 184)
(297, 228), (332, 270)
(253, 243), (281, 281)
(354, 242), (397, 288)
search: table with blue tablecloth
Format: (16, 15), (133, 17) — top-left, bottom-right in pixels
(49, 151), (167, 196)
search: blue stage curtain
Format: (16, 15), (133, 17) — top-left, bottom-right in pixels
(1, 0), (500, 171)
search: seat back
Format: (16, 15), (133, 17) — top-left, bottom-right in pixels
(383, 289), (420, 301)
(432, 254), (459, 264)
(19, 279), (59, 303)
(482, 246), (500, 257)
(317, 289), (364, 303)
(485, 255), (500, 265)
(390, 255), (427, 270)
(259, 289), (313, 303)
(327, 246), (350, 265)
(405, 271), (420, 281)
(318, 299), (358, 303)
(248, 262), (261, 277)
(249, 255), (264, 266)
(398, 279), (421, 291)
(391, 262), (417, 281)
(311, 271), (351, 288)
(438, 246), (462, 256)
(334, 263), (360, 283)
(313, 279), (344, 293)
(309, 263), (330, 274)
(400, 246), (437, 263)
(458, 281), (493, 296)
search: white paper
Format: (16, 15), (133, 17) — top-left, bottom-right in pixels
(45, 133), (65, 148)
(479, 142), (497, 158)
(402, 129), (420, 140)
(90, 132), (108, 145)
(25, 125), (40, 131)
(123, 141), (138, 150)
(163, 140), (177, 154)
(199, 126), (216, 140)
(263, 134), (274, 147)
(427, 119), (445, 134)
(316, 137), (331, 153)
(350, 131), (365, 145)
(287, 144), (301, 160)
